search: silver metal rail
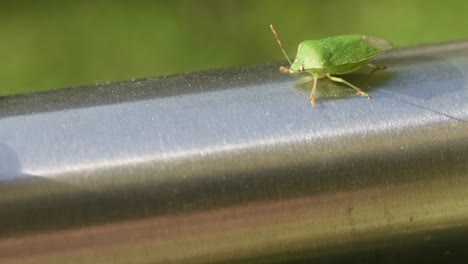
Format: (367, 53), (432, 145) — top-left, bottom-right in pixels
(0, 42), (467, 263)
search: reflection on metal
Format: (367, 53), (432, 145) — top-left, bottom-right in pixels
(0, 42), (467, 263)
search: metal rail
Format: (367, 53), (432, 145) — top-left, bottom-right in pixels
(0, 42), (467, 263)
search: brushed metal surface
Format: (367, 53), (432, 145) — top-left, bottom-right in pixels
(0, 42), (467, 263)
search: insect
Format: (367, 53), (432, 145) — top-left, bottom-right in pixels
(270, 24), (392, 108)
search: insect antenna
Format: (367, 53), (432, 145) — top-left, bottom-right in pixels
(270, 24), (293, 66)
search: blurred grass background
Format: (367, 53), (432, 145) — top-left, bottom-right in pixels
(1, 0), (467, 96)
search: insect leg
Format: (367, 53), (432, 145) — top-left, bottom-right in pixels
(279, 66), (290, 73)
(326, 73), (371, 100)
(309, 74), (318, 108)
(368, 63), (387, 75)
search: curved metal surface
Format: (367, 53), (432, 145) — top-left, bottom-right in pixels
(0, 42), (467, 263)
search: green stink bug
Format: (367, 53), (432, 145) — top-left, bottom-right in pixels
(270, 25), (392, 108)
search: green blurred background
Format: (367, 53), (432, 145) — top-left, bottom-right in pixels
(1, 0), (467, 96)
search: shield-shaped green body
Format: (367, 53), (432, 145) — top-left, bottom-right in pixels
(290, 35), (393, 77)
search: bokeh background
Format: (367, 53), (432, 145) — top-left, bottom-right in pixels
(1, 0), (467, 96)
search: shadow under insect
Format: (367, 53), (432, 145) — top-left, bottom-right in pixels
(294, 66), (395, 104)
